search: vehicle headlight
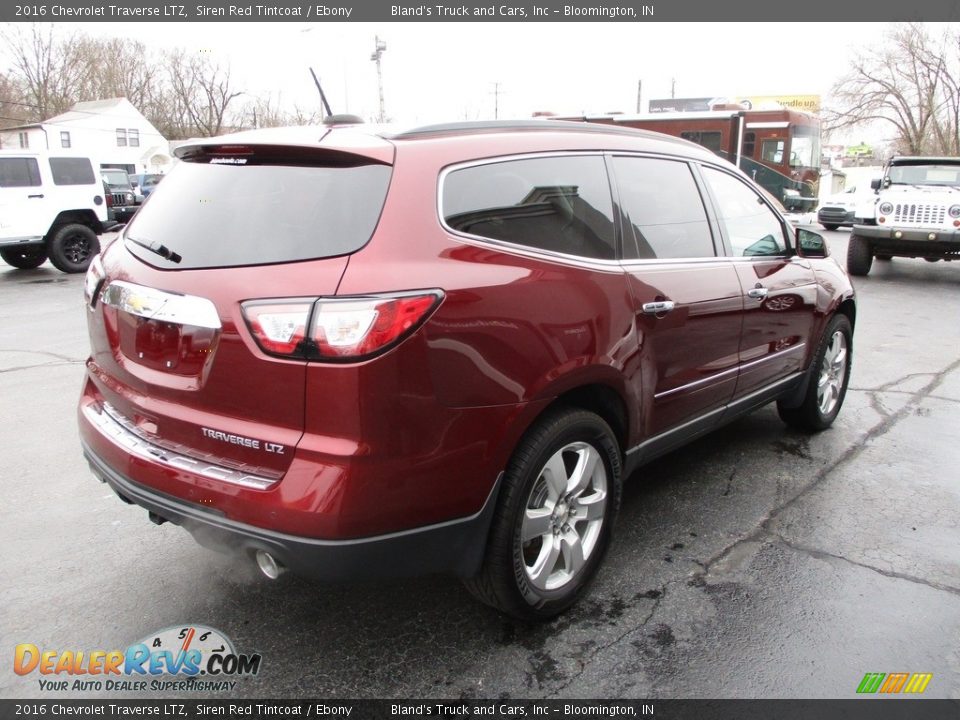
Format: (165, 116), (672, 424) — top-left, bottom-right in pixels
(949, 205), (960, 219)
(878, 202), (894, 215)
(125, 193), (135, 203)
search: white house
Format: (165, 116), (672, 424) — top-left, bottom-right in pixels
(0, 98), (171, 174)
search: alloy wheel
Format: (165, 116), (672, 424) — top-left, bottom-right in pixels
(817, 331), (848, 416)
(521, 442), (608, 592)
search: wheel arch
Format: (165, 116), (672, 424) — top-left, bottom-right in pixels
(45, 210), (104, 240)
(544, 383), (630, 457)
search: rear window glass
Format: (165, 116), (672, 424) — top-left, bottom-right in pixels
(442, 155), (616, 260)
(50, 157), (96, 186)
(124, 159), (392, 270)
(0, 157), (41, 187)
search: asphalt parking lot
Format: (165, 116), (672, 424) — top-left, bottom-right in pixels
(1, 228), (958, 700)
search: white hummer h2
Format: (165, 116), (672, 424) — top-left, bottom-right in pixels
(0, 150), (117, 273)
(848, 156), (960, 276)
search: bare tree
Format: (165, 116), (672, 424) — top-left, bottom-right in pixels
(0, 72), (29, 127)
(0, 24), (97, 121)
(236, 93), (325, 130)
(164, 50), (244, 137)
(85, 38), (162, 112)
(826, 23), (960, 155)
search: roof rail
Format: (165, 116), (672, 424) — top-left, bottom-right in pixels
(381, 119), (684, 143)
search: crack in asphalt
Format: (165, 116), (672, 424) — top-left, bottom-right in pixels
(722, 469), (736, 497)
(853, 389), (960, 406)
(0, 349), (85, 374)
(767, 531), (960, 597)
(689, 355), (960, 588)
(0, 361), (84, 374)
(544, 585), (667, 697)
(523, 358), (960, 695)
(0, 348), (83, 363)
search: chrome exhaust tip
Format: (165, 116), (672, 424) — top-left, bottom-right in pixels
(254, 550), (286, 580)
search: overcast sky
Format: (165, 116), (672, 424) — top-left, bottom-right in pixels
(7, 22), (958, 144)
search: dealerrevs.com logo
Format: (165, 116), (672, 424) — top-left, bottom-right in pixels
(14, 625), (262, 692)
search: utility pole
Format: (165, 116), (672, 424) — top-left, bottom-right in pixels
(636, 79), (642, 113)
(671, 78), (676, 99)
(491, 82), (502, 119)
(370, 36), (387, 123)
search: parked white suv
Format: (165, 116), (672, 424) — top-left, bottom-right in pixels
(0, 150), (115, 273)
(848, 156), (960, 276)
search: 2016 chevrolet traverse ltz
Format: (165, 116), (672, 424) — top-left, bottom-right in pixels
(78, 120), (855, 620)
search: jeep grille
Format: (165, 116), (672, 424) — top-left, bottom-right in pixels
(892, 203), (945, 226)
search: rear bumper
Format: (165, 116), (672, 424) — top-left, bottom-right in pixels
(82, 439), (500, 581)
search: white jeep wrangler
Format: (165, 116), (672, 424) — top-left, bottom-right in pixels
(0, 150), (117, 273)
(848, 156), (960, 276)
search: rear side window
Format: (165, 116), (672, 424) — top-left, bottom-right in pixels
(442, 155), (616, 260)
(124, 157), (392, 270)
(50, 157), (96, 186)
(0, 157), (41, 187)
(613, 156), (715, 259)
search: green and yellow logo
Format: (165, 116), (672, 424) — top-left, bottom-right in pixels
(857, 672), (932, 694)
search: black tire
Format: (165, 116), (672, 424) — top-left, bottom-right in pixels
(47, 224), (99, 274)
(464, 408), (622, 620)
(846, 233), (873, 276)
(0, 247), (47, 270)
(777, 314), (853, 432)
(875, 254), (892, 261)
(820, 223), (839, 231)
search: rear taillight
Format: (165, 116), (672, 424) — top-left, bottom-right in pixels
(241, 301), (313, 356)
(105, 193), (114, 208)
(84, 254), (105, 308)
(242, 291), (443, 362)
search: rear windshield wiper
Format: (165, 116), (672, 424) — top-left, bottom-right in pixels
(127, 235), (182, 264)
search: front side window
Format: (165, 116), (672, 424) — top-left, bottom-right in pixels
(613, 156), (715, 260)
(442, 155), (616, 260)
(701, 166), (787, 257)
(0, 157), (41, 187)
(761, 139), (784, 164)
(50, 157), (96, 186)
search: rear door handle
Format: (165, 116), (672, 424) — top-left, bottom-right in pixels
(28, 194), (44, 199)
(641, 300), (676, 315)
(747, 287), (768, 300)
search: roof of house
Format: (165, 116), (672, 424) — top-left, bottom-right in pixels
(1, 98), (164, 138)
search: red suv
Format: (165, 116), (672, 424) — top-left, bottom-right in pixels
(78, 121), (855, 620)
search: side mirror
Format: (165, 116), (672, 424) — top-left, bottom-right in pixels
(796, 228), (828, 258)
(870, 178), (882, 190)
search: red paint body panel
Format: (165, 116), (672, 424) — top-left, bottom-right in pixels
(77, 122), (855, 561)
